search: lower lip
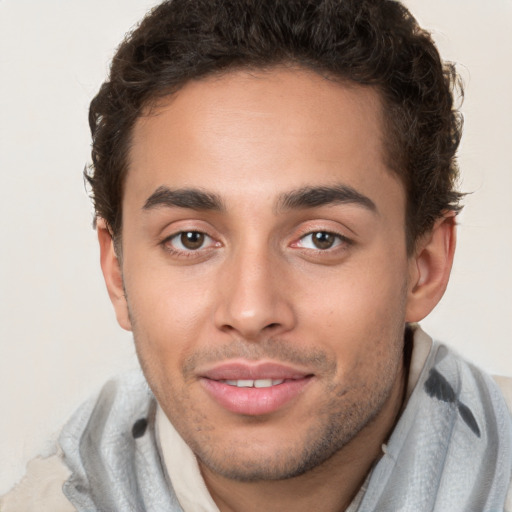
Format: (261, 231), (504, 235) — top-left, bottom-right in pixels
(200, 377), (312, 416)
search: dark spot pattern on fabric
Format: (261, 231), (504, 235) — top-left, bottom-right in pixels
(425, 368), (456, 403)
(458, 402), (481, 437)
(132, 418), (148, 439)
(424, 368), (481, 438)
(75, 483), (87, 494)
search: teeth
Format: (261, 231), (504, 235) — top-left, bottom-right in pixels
(237, 379), (254, 388)
(223, 379), (285, 388)
(254, 379), (273, 388)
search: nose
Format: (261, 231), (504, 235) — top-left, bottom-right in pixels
(213, 245), (296, 341)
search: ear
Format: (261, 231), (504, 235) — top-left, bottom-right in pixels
(405, 212), (457, 322)
(97, 218), (132, 331)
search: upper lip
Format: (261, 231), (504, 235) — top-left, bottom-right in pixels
(198, 360), (313, 381)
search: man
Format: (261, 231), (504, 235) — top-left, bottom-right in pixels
(2, 0), (511, 510)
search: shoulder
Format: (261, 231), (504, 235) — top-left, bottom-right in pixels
(493, 375), (512, 512)
(57, 370), (178, 510)
(409, 329), (512, 510)
(0, 370), (154, 512)
(0, 450), (75, 512)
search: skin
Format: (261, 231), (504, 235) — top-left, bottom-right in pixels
(99, 68), (456, 512)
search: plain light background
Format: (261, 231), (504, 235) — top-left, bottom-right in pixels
(0, 0), (511, 494)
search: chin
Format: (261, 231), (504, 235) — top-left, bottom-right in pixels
(188, 404), (378, 483)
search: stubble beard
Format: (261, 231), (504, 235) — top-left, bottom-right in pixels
(132, 325), (404, 484)
(190, 363), (401, 483)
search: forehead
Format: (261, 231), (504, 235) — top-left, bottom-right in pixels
(125, 67), (404, 215)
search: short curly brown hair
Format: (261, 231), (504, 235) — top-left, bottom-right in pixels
(86, 0), (463, 252)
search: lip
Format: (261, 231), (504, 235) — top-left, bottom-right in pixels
(200, 361), (311, 381)
(198, 361), (314, 416)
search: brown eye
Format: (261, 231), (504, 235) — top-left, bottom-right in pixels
(296, 231), (345, 251)
(164, 230), (219, 256)
(311, 232), (337, 249)
(180, 231), (205, 250)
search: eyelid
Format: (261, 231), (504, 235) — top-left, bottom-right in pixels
(289, 220), (353, 246)
(157, 218), (220, 244)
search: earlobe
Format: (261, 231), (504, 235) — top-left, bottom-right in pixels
(97, 218), (132, 331)
(405, 213), (457, 322)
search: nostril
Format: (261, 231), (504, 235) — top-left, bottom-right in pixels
(265, 323), (280, 330)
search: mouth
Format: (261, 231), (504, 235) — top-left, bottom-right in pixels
(198, 361), (314, 416)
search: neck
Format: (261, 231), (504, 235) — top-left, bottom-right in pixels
(200, 359), (407, 512)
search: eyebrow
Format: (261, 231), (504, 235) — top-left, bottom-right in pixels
(143, 186), (224, 211)
(277, 185), (377, 213)
(142, 183), (376, 215)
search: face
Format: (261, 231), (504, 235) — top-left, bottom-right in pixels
(110, 68), (420, 481)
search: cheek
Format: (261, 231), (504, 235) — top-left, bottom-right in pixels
(298, 255), (408, 366)
(125, 276), (207, 407)
(305, 260), (406, 323)
(125, 267), (215, 361)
